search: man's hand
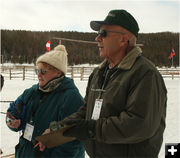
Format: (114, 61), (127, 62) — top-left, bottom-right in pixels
(63, 119), (96, 140)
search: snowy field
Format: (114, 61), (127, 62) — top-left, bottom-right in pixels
(0, 77), (179, 157)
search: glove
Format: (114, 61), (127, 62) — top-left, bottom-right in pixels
(63, 119), (96, 140)
(49, 121), (64, 132)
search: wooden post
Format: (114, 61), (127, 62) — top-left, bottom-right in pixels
(80, 67), (84, 81)
(23, 66), (25, 80)
(1, 55), (4, 72)
(9, 68), (11, 80)
(71, 67), (74, 79)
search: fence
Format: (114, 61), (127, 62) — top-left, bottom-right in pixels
(0, 66), (96, 81)
(1, 65), (180, 80)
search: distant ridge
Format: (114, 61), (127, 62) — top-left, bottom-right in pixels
(1, 30), (179, 67)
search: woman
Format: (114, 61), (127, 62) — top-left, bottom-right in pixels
(6, 45), (85, 157)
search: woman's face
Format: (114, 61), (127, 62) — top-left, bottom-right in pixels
(37, 62), (61, 87)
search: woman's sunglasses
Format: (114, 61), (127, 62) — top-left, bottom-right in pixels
(35, 69), (47, 75)
(98, 29), (125, 38)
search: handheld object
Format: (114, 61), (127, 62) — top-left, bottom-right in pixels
(6, 112), (15, 123)
(6, 116), (14, 123)
(35, 125), (75, 148)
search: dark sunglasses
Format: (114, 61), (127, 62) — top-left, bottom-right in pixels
(98, 29), (125, 38)
(35, 69), (47, 75)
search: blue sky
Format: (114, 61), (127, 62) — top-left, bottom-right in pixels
(0, 0), (179, 33)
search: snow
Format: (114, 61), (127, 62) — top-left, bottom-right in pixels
(0, 77), (179, 157)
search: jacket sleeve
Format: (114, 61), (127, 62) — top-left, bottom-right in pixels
(6, 85), (36, 132)
(6, 95), (25, 132)
(95, 70), (167, 144)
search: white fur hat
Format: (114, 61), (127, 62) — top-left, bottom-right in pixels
(36, 45), (68, 74)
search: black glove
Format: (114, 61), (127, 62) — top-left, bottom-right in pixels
(63, 119), (96, 140)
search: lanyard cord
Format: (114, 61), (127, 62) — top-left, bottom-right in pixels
(98, 66), (119, 99)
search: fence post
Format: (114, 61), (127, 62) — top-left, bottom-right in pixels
(9, 68), (11, 80)
(23, 66), (25, 80)
(71, 67), (74, 79)
(80, 67), (84, 81)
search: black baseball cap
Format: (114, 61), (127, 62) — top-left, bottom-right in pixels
(90, 9), (139, 37)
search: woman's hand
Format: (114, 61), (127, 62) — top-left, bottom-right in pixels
(39, 128), (50, 151)
(7, 119), (21, 129)
(6, 112), (21, 129)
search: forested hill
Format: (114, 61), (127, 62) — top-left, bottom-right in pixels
(1, 30), (179, 67)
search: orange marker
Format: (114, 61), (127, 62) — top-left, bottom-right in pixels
(33, 142), (40, 148)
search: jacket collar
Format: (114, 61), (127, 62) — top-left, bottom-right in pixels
(99, 46), (142, 70)
(38, 76), (64, 93)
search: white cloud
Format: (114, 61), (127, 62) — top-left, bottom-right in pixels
(0, 0), (179, 33)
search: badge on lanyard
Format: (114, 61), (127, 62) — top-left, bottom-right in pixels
(23, 123), (34, 141)
(91, 99), (103, 120)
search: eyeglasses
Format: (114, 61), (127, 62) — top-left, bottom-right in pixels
(35, 69), (48, 75)
(97, 29), (125, 38)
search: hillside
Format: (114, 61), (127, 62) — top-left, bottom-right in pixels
(1, 30), (179, 67)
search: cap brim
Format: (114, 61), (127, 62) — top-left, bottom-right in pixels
(90, 21), (109, 31)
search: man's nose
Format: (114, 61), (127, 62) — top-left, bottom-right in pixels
(95, 34), (102, 42)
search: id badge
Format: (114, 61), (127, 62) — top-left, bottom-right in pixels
(23, 123), (34, 141)
(91, 99), (103, 120)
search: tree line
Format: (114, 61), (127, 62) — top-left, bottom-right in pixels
(1, 30), (179, 67)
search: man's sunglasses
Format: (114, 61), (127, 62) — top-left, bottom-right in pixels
(98, 29), (125, 38)
(35, 69), (48, 75)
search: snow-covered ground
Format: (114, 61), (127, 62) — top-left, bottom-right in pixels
(0, 77), (179, 157)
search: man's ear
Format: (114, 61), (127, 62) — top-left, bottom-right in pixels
(119, 34), (129, 47)
(122, 34), (129, 43)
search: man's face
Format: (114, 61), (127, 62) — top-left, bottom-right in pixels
(95, 25), (125, 60)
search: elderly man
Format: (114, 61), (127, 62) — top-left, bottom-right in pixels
(50, 9), (167, 157)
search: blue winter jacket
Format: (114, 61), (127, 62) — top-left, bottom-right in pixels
(7, 77), (85, 158)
